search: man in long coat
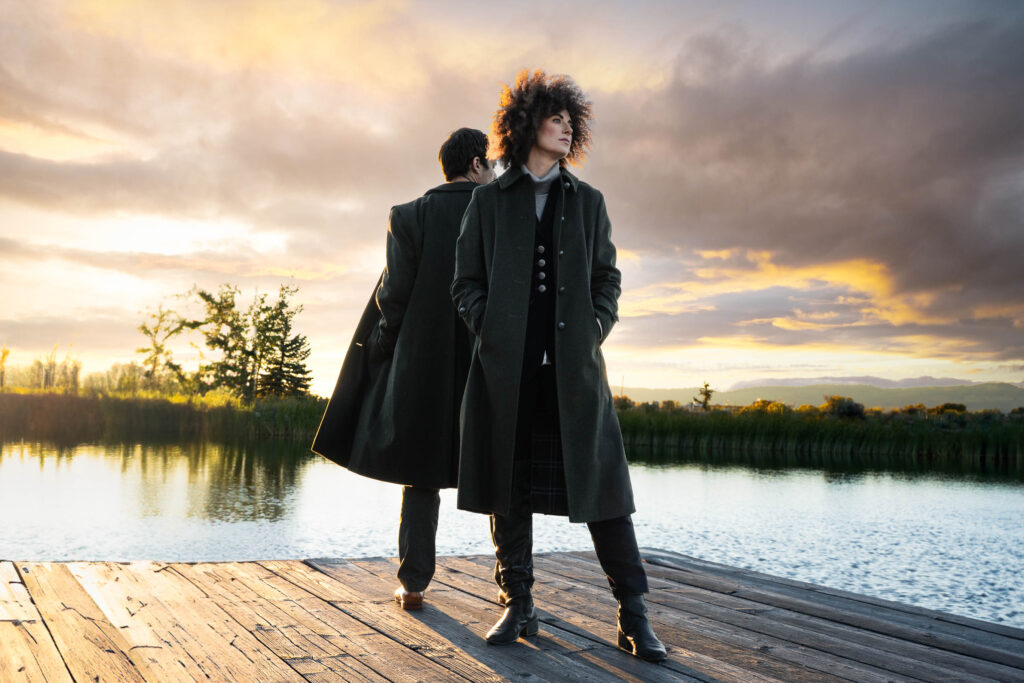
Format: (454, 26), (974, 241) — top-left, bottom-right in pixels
(312, 127), (495, 609)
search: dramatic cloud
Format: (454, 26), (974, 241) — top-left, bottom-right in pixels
(588, 15), (1024, 372)
(2, 0), (1023, 392)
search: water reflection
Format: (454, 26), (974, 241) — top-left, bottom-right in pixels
(2, 439), (1023, 628)
(627, 445), (1024, 481)
(1, 440), (308, 523)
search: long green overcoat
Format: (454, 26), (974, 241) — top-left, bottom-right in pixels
(451, 166), (635, 522)
(312, 182), (476, 489)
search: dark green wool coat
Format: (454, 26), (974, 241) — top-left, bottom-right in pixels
(451, 167), (635, 522)
(312, 182), (476, 489)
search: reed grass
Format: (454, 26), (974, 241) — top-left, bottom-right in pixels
(0, 392), (326, 444)
(618, 402), (1024, 474)
(3, 391), (1022, 474)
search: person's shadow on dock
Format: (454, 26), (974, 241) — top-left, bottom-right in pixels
(400, 591), (679, 681)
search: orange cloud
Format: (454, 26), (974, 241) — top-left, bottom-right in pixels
(971, 303), (1024, 326)
(0, 119), (131, 162)
(625, 250), (954, 327)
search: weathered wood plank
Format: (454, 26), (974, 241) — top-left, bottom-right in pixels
(17, 562), (149, 682)
(633, 551), (1024, 672)
(544, 552), (1023, 682)
(264, 558), (506, 682)
(174, 560), (458, 682)
(628, 561), (1018, 681)
(0, 562), (73, 683)
(69, 561), (304, 682)
(173, 563), (380, 681)
(430, 556), (743, 683)
(354, 556), (703, 683)
(7, 552), (1021, 683)
(642, 549), (1024, 650)
(503, 552), (941, 682)
(442, 555), (807, 682)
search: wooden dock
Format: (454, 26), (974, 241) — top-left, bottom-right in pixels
(2, 550), (1023, 682)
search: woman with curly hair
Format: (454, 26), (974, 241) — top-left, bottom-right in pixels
(452, 70), (666, 662)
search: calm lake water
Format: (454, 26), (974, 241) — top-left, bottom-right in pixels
(2, 439), (1023, 629)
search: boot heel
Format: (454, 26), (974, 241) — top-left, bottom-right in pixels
(520, 615), (539, 637)
(617, 628), (632, 652)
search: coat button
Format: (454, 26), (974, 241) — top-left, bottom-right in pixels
(537, 245), (545, 254)
(537, 284), (546, 293)
(538, 272), (546, 280)
(558, 250), (564, 257)
(563, 181), (570, 188)
(458, 306), (466, 314)
(537, 259), (546, 267)
(558, 286), (565, 293)
(558, 322), (566, 330)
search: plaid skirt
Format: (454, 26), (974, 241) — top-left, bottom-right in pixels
(513, 363), (569, 516)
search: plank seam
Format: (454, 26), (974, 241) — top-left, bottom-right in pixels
(642, 550), (1024, 640)
(263, 560), (479, 682)
(636, 555), (1024, 669)
(13, 564), (79, 683)
(428, 556), (763, 683)
(161, 564), (307, 681)
(524, 555), (929, 683)
(168, 564), (387, 681)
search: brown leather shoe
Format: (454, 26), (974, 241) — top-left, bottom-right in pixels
(394, 587), (424, 610)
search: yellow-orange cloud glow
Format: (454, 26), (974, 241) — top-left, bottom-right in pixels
(63, 0), (672, 95)
(623, 250), (954, 327)
(971, 303), (1024, 325)
(0, 119), (135, 162)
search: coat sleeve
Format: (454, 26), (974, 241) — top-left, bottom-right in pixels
(590, 192), (621, 343)
(375, 204), (422, 354)
(451, 190), (488, 336)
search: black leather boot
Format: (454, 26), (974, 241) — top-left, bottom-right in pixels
(486, 592), (539, 645)
(617, 594), (667, 662)
(488, 464), (537, 644)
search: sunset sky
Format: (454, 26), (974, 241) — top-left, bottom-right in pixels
(2, 0), (1023, 397)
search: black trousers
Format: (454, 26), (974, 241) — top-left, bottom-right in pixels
(397, 486), (440, 592)
(491, 462), (649, 599)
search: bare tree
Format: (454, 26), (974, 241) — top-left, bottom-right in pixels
(693, 382), (714, 412)
(137, 304), (186, 392)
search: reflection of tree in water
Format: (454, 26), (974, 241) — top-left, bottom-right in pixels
(0, 441), (94, 477)
(627, 445), (1024, 483)
(2, 439), (315, 524)
(192, 440), (309, 522)
(108, 440), (312, 523)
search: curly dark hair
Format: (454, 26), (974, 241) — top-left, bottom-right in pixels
(491, 70), (593, 169)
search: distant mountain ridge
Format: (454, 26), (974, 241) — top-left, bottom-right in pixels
(726, 376), (981, 390)
(618, 382), (1024, 413)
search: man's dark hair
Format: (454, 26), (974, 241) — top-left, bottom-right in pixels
(438, 128), (489, 181)
(492, 70), (593, 169)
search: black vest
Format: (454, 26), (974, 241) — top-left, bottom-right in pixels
(521, 188), (559, 378)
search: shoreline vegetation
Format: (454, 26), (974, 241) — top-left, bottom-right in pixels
(0, 390), (325, 443)
(2, 391), (1022, 473)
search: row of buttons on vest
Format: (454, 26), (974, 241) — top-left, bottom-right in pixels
(536, 245), (565, 293)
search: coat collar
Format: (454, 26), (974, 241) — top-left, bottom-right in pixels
(497, 165), (580, 192)
(424, 181), (478, 195)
